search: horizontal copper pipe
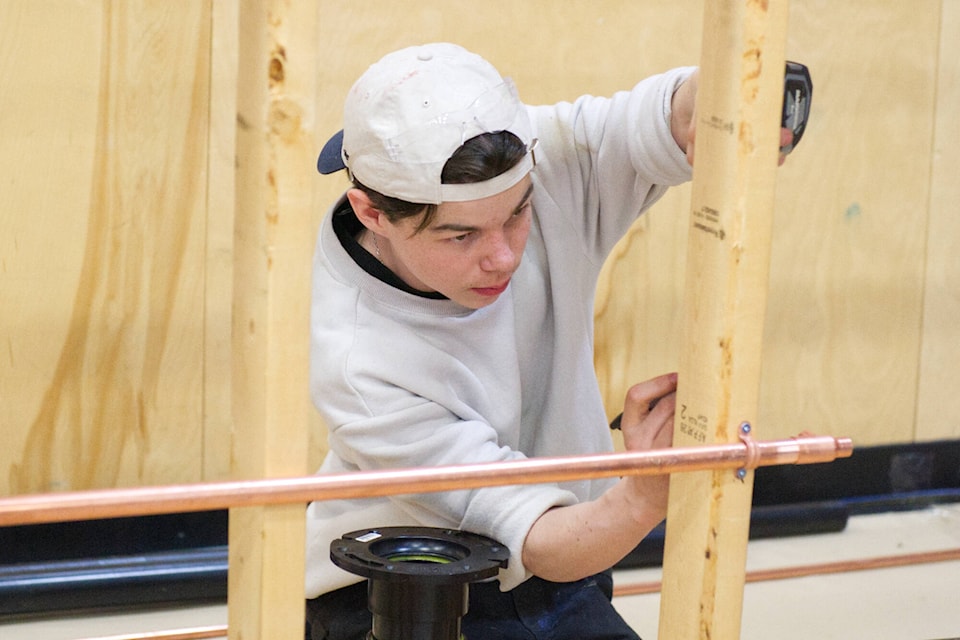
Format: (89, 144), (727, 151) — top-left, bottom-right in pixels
(77, 627), (226, 640)
(0, 435), (852, 527)
(613, 547), (960, 597)
(72, 545), (958, 640)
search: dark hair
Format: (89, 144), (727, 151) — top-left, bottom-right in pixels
(354, 131), (528, 233)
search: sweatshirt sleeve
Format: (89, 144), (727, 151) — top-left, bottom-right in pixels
(527, 66), (695, 264)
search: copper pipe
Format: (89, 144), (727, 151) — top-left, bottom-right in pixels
(76, 627), (226, 640)
(0, 435), (852, 527)
(69, 546), (959, 640)
(613, 547), (960, 597)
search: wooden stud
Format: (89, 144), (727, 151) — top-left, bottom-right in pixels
(228, 1), (318, 639)
(657, 1), (790, 639)
(205, 0), (239, 484)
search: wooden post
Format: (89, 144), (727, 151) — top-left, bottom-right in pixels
(228, 1), (318, 639)
(657, 1), (789, 639)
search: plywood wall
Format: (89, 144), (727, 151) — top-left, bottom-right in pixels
(1, 0), (956, 495)
(596, 0), (959, 445)
(756, 2), (947, 443)
(604, 1), (960, 443)
(1, 1), (214, 494)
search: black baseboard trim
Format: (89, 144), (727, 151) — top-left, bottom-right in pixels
(0, 546), (228, 619)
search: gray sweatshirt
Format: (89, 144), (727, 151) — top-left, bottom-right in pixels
(305, 66), (694, 597)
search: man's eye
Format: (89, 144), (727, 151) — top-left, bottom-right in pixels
(509, 203), (532, 221)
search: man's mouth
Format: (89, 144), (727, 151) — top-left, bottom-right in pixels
(472, 280), (510, 297)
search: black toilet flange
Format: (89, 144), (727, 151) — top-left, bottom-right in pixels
(331, 526), (509, 640)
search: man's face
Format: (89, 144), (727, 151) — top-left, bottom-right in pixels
(381, 175), (534, 309)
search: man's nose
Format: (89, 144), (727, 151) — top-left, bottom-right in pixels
(479, 233), (516, 272)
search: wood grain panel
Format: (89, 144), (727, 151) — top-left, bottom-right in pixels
(204, 0), (239, 483)
(1, 1), (101, 493)
(594, 187), (690, 423)
(916, 0), (960, 441)
(1, 1), (211, 493)
(597, 1), (945, 447)
(758, 1), (940, 444)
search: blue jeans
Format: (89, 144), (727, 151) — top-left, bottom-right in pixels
(305, 570), (642, 640)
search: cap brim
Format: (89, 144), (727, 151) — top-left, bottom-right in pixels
(317, 129), (346, 174)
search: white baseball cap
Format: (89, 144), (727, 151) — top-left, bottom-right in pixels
(317, 43), (536, 204)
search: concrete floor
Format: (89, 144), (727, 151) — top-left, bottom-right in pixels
(613, 503), (960, 640)
(3, 504), (959, 640)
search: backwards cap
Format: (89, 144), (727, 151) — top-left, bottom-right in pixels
(317, 43), (535, 204)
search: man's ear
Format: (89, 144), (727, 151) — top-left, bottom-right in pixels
(346, 188), (385, 233)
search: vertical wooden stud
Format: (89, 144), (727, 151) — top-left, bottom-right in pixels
(228, 1), (318, 638)
(205, 0), (240, 483)
(657, 1), (789, 638)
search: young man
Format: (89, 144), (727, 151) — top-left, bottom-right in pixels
(305, 42), (764, 639)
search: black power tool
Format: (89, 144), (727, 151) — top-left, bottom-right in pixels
(781, 61), (812, 153)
